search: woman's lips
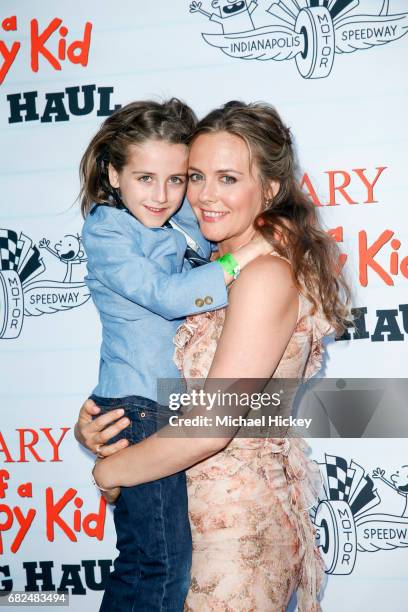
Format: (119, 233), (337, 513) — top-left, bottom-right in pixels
(144, 205), (167, 215)
(201, 210), (229, 223)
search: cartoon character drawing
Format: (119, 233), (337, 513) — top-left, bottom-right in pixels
(190, 0), (259, 34)
(373, 466), (408, 517)
(39, 234), (87, 283)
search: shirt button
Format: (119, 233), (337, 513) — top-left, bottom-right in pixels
(140, 412), (145, 417)
(195, 298), (204, 307)
(204, 296), (213, 305)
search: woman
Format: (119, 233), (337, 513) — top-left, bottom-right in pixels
(76, 101), (350, 611)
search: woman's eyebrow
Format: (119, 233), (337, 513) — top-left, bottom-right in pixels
(188, 166), (243, 175)
(216, 169), (244, 175)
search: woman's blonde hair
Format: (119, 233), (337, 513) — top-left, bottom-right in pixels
(190, 101), (350, 335)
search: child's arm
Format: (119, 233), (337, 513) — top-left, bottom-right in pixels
(83, 210), (264, 320)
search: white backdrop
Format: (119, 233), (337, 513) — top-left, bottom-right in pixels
(0, 1), (407, 610)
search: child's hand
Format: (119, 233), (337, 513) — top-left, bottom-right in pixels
(74, 398), (130, 458)
(219, 233), (273, 286)
(229, 233), (272, 275)
(247, 233), (273, 258)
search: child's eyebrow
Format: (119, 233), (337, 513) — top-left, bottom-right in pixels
(131, 170), (156, 175)
(131, 171), (188, 176)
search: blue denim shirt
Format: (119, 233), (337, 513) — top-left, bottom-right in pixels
(82, 198), (228, 401)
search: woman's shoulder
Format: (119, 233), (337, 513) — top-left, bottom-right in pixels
(228, 252), (298, 320)
(234, 252), (294, 295)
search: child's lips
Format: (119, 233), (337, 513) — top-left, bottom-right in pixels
(144, 205), (167, 215)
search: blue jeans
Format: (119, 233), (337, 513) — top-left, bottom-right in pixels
(90, 395), (192, 612)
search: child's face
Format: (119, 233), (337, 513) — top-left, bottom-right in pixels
(108, 140), (189, 227)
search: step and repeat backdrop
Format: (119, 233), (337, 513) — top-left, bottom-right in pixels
(0, 1), (407, 610)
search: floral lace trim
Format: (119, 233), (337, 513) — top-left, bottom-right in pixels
(174, 310), (224, 374)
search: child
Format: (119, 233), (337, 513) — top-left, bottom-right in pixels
(79, 99), (267, 612)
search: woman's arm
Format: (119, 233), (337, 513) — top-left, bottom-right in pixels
(93, 255), (299, 490)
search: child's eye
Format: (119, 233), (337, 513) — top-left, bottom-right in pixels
(188, 173), (203, 182)
(138, 175), (152, 182)
(221, 175), (236, 184)
(169, 176), (185, 185)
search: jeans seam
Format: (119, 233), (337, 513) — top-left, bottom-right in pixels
(129, 479), (169, 612)
(158, 479), (170, 611)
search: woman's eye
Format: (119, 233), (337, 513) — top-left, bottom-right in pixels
(221, 175), (236, 184)
(188, 173), (203, 182)
(138, 175), (152, 182)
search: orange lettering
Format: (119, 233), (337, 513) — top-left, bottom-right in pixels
(359, 229), (393, 287)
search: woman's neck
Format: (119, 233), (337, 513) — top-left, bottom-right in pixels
(217, 227), (257, 256)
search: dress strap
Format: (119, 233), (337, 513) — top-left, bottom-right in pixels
(268, 249), (291, 265)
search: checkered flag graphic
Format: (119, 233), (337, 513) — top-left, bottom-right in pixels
(0, 229), (45, 285)
(0, 229), (19, 271)
(325, 454), (354, 501)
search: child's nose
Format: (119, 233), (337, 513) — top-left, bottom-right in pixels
(153, 183), (168, 204)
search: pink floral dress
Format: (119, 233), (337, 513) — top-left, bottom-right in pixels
(173, 253), (334, 612)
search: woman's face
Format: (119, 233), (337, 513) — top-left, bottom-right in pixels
(187, 132), (266, 246)
(108, 140), (188, 228)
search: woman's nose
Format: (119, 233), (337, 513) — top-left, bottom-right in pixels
(198, 180), (217, 204)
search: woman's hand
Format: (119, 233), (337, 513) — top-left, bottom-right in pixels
(87, 255), (300, 490)
(93, 458), (121, 505)
(74, 398), (130, 457)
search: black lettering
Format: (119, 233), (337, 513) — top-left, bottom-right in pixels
(97, 87), (121, 117)
(0, 564), (12, 593)
(82, 560), (112, 590)
(23, 561), (55, 591)
(7, 91), (39, 123)
(371, 309), (404, 342)
(41, 92), (70, 123)
(58, 564), (85, 595)
(399, 304), (408, 334)
(337, 307), (369, 341)
(65, 84), (96, 116)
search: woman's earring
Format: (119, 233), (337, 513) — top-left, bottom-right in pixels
(263, 199), (273, 211)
